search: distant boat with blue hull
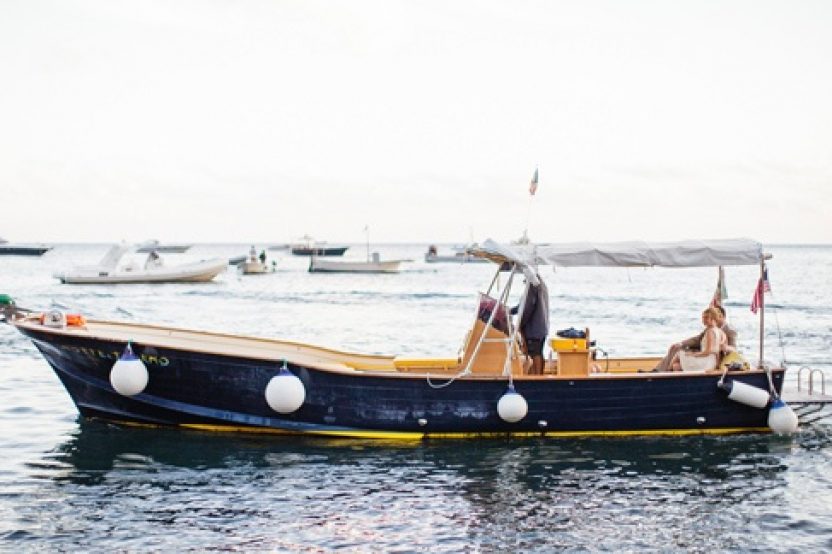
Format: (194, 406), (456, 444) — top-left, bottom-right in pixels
(0, 237), (51, 256)
(290, 235), (348, 256)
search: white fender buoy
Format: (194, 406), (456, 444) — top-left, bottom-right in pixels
(497, 385), (528, 423)
(265, 363), (306, 414)
(768, 398), (799, 435)
(718, 380), (771, 409)
(109, 342), (149, 396)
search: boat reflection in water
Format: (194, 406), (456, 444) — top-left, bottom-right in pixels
(46, 419), (793, 485)
(24, 420), (821, 551)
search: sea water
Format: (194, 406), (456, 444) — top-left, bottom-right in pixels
(1, 243), (831, 551)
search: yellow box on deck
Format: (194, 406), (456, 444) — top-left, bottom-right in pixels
(550, 338), (588, 352)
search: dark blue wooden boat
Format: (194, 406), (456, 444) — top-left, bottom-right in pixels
(1, 238), (795, 439)
(289, 235), (348, 256)
(0, 241), (51, 255)
(291, 245), (349, 256)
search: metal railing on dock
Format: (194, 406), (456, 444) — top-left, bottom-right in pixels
(782, 367), (832, 425)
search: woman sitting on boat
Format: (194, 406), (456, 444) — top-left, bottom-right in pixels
(670, 307), (727, 371)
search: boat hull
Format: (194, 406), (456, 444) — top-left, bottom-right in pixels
(15, 323), (785, 438)
(240, 260), (273, 274)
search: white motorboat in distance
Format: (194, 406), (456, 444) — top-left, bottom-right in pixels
(238, 246), (276, 274)
(54, 244), (226, 284)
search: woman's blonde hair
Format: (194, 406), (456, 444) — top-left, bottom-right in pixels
(702, 307), (721, 321)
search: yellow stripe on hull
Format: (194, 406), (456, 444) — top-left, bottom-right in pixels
(132, 421), (772, 440)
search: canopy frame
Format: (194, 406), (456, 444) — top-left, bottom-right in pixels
(471, 238), (772, 371)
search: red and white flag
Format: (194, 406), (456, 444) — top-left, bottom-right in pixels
(529, 168), (539, 196)
(750, 268), (771, 314)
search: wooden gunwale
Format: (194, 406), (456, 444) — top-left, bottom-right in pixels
(13, 316), (777, 382)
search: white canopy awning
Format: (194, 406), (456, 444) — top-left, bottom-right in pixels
(472, 238), (764, 273)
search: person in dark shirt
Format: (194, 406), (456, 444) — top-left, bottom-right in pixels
(513, 274), (550, 375)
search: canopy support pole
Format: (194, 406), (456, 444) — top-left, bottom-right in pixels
(460, 264), (516, 377)
(503, 270), (525, 380)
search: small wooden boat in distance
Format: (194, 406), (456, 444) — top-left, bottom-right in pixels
(309, 253), (406, 274)
(237, 247), (275, 274)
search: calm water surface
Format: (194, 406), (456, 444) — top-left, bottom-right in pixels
(1, 243), (831, 551)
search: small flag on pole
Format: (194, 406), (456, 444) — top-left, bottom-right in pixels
(750, 267), (770, 314)
(529, 168), (539, 196)
(710, 266), (728, 308)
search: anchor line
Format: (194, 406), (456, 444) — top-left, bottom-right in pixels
(768, 289), (788, 367)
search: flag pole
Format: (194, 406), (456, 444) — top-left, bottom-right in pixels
(523, 166), (539, 242)
(523, 194), (533, 242)
(758, 260), (765, 369)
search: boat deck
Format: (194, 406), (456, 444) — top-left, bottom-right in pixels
(12, 315), (788, 382)
(14, 316), (397, 372)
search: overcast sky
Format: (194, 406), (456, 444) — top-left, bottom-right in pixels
(1, 0), (830, 244)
